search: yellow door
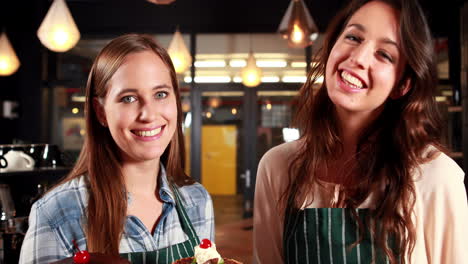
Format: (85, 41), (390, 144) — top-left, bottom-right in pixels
(201, 125), (237, 195)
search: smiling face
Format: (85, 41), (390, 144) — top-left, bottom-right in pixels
(95, 50), (177, 163)
(325, 1), (407, 120)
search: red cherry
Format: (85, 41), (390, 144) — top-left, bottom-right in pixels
(73, 250), (90, 264)
(200, 238), (212, 249)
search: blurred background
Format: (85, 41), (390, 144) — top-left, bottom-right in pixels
(0, 0), (467, 263)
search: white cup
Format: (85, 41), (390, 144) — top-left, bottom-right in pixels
(0, 150), (35, 172)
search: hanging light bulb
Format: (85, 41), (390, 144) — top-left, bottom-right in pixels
(0, 32), (20, 76)
(146, 0), (175, 4)
(291, 24), (304, 44)
(278, 0), (318, 48)
(168, 29), (192, 74)
(37, 0), (81, 52)
(241, 52), (262, 87)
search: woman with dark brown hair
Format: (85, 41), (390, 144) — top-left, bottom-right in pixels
(20, 34), (214, 263)
(253, 0), (468, 263)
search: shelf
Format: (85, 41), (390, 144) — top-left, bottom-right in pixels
(0, 167), (71, 180)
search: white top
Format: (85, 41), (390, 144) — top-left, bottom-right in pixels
(253, 140), (468, 263)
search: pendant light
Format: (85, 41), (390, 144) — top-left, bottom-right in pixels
(37, 0), (81, 52)
(146, 0), (175, 4)
(241, 36), (262, 87)
(167, 29), (192, 74)
(278, 0), (318, 48)
(0, 32), (20, 76)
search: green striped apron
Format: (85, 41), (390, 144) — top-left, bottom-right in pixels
(120, 185), (200, 264)
(284, 207), (396, 264)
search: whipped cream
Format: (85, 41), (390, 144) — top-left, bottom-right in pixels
(194, 243), (222, 264)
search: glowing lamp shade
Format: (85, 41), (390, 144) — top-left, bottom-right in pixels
(278, 0), (318, 48)
(0, 32), (20, 76)
(241, 52), (262, 87)
(168, 30), (192, 74)
(37, 0), (81, 52)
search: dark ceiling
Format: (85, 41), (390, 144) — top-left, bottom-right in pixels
(6, 0), (465, 38)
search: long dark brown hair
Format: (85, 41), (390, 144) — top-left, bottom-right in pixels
(282, 0), (442, 263)
(58, 34), (194, 255)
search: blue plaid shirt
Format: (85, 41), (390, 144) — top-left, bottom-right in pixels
(19, 165), (215, 264)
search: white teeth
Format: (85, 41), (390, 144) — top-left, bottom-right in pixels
(135, 127), (162, 137)
(341, 71), (364, 89)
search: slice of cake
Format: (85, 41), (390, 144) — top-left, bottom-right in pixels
(172, 239), (242, 264)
